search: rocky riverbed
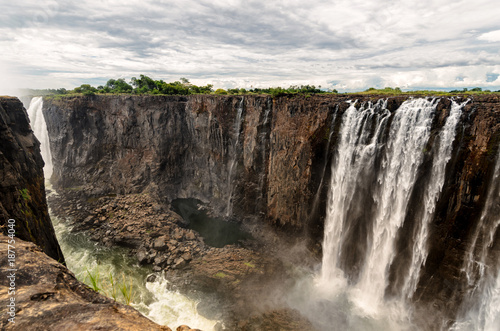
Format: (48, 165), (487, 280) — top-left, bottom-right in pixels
(47, 189), (315, 330)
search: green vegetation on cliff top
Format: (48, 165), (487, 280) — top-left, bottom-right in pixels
(26, 75), (500, 98)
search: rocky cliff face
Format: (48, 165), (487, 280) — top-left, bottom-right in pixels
(0, 97), (63, 262)
(414, 96), (500, 326)
(43, 94), (352, 234)
(43, 94), (500, 326)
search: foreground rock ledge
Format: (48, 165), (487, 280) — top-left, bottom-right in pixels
(0, 234), (171, 331)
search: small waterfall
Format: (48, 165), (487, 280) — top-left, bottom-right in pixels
(257, 99), (272, 207)
(452, 149), (500, 330)
(26, 96), (53, 179)
(402, 99), (466, 299)
(309, 107), (338, 222)
(226, 98), (244, 217)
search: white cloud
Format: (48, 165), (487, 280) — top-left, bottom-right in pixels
(0, 0), (499, 94)
(479, 30), (500, 42)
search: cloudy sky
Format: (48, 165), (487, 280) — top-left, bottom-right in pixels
(1, 0), (500, 94)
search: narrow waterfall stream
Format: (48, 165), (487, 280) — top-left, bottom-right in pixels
(27, 97), (219, 330)
(452, 149), (500, 331)
(226, 97), (244, 217)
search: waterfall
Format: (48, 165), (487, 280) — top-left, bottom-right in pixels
(305, 97), (500, 330)
(257, 99), (273, 206)
(319, 99), (392, 288)
(226, 97), (244, 217)
(289, 99), (445, 330)
(402, 99), (466, 299)
(320, 98), (440, 310)
(290, 97), (467, 329)
(26, 96), (53, 180)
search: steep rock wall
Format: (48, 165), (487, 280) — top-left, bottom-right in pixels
(0, 97), (64, 262)
(414, 96), (500, 325)
(43, 95), (344, 233)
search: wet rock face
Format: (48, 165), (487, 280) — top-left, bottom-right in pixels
(0, 97), (63, 262)
(0, 234), (171, 331)
(0, 97), (173, 330)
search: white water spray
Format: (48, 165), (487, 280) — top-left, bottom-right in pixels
(319, 99), (391, 287)
(353, 98), (437, 312)
(289, 98), (449, 330)
(26, 96), (53, 180)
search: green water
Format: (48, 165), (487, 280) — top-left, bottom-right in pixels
(171, 198), (251, 248)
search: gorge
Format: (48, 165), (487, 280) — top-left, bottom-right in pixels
(1, 93), (499, 330)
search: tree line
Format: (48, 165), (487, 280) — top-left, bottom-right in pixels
(31, 75), (333, 97)
(23, 76), (499, 97)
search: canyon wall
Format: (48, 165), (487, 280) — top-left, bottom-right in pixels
(43, 94), (346, 235)
(43, 94), (500, 325)
(0, 97), (63, 262)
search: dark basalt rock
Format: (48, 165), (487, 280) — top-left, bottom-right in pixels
(0, 97), (63, 262)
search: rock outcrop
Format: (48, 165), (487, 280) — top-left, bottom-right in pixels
(0, 97), (63, 262)
(47, 188), (315, 330)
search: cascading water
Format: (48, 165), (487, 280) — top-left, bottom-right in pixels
(226, 97), (244, 216)
(402, 99), (466, 299)
(288, 98), (476, 330)
(49, 202), (219, 330)
(26, 96), (53, 179)
(319, 99), (392, 289)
